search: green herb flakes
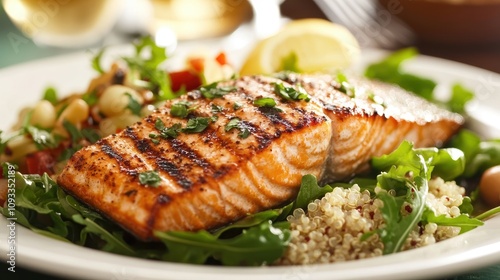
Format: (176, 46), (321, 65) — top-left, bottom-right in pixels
(170, 101), (193, 118)
(139, 170), (161, 187)
(155, 119), (182, 139)
(273, 82), (310, 102)
(182, 117), (211, 134)
(199, 82), (236, 99)
(253, 97), (277, 108)
(211, 104), (223, 113)
(225, 118), (251, 139)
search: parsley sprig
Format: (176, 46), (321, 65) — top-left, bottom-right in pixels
(225, 118), (251, 139)
(139, 170), (161, 187)
(199, 82), (236, 99)
(170, 101), (197, 119)
(122, 36), (175, 100)
(273, 82), (310, 102)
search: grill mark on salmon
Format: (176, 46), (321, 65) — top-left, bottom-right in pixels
(57, 74), (463, 240)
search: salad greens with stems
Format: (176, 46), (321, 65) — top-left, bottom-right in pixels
(2, 44), (500, 266)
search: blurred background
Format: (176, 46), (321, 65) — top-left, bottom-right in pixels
(1, 0), (499, 72)
(0, 0), (499, 279)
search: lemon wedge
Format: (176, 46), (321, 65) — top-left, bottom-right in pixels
(240, 18), (360, 75)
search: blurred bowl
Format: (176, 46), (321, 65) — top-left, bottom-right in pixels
(149, 0), (253, 40)
(378, 0), (500, 46)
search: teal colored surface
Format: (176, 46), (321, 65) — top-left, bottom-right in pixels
(1, 5), (500, 280)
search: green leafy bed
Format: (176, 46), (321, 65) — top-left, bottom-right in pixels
(2, 48), (500, 266)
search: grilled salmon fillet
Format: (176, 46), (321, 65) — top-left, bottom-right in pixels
(57, 74), (463, 240)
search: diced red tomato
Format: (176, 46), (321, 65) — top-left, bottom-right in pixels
(25, 150), (56, 175)
(169, 70), (202, 92)
(215, 52), (227, 65)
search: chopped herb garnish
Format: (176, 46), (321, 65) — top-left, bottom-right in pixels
(149, 133), (159, 144)
(139, 170), (161, 187)
(91, 48), (106, 74)
(154, 118), (166, 131)
(211, 104), (223, 113)
(337, 72), (355, 97)
(225, 118), (251, 139)
(182, 117), (211, 134)
(199, 82), (236, 99)
(42, 87), (58, 104)
(125, 93), (142, 116)
(210, 115), (219, 122)
(170, 101), (195, 118)
(273, 82), (310, 102)
(368, 92), (386, 108)
(233, 102), (242, 110)
(253, 97), (277, 108)
(238, 127), (251, 139)
(25, 125), (56, 150)
(155, 119), (182, 139)
(225, 118), (241, 132)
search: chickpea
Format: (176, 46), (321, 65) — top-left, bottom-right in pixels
(98, 85), (143, 117)
(57, 98), (90, 125)
(30, 100), (56, 129)
(479, 165), (500, 207)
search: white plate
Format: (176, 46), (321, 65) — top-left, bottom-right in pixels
(1, 42), (500, 280)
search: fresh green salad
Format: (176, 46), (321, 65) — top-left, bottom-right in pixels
(1, 43), (500, 266)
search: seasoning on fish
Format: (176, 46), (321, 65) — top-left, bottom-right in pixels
(56, 74), (463, 241)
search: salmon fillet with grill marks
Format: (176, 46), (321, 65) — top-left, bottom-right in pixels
(57, 74), (463, 240)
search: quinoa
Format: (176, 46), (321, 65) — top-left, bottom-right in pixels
(276, 178), (465, 265)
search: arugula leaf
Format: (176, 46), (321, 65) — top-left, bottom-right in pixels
(364, 48), (436, 101)
(449, 129), (500, 178)
(155, 221), (290, 266)
(448, 83), (474, 113)
(72, 214), (136, 255)
(276, 174), (333, 221)
(422, 209), (483, 234)
(377, 156), (429, 254)
(123, 36), (175, 100)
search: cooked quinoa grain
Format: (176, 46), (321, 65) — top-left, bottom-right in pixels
(276, 178), (465, 265)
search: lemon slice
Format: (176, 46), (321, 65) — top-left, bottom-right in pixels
(240, 18), (360, 75)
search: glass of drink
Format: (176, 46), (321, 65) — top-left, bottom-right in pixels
(2, 0), (123, 48)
